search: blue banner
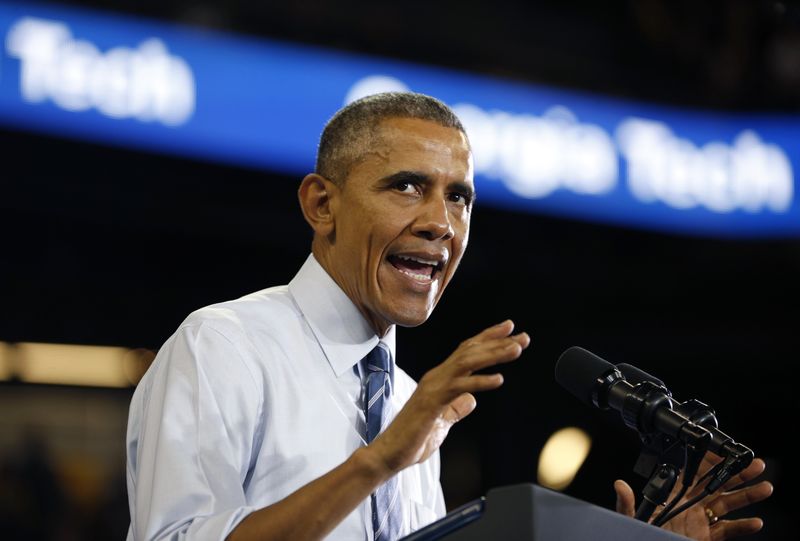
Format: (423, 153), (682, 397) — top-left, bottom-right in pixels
(2, 1), (799, 237)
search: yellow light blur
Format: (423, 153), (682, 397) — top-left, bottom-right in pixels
(0, 341), (11, 380)
(537, 427), (592, 491)
(15, 342), (132, 388)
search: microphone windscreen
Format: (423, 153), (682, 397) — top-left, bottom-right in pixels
(555, 346), (616, 406)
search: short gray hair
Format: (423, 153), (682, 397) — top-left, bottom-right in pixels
(315, 92), (466, 183)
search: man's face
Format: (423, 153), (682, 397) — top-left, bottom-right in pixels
(327, 117), (473, 335)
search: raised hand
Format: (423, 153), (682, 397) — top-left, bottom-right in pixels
(368, 319), (530, 475)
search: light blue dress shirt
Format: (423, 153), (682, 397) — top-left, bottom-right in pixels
(126, 254), (445, 540)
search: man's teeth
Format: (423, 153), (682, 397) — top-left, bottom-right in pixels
(397, 268), (432, 281)
(396, 254), (440, 267)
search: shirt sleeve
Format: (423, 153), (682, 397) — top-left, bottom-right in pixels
(126, 320), (264, 541)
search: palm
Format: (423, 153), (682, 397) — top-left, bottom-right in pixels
(660, 501), (714, 541)
(616, 453), (772, 541)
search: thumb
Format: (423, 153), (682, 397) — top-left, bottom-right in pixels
(614, 479), (636, 517)
(443, 393), (477, 424)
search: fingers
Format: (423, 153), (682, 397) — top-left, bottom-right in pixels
(415, 319), (528, 416)
(464, 320), (530, 349)
(454, 373), (505, 394)
(614, 479), (636, 517)
(697, 451), (723, 479)
(462, 336), (528, 370)
(707, 480), (773, 518)
(686, 456), (766, 501)
(443, 393), (477, 424)
(710, 518), (764, 541)
(697, 454), (763, 487)
(449, 324), (530, 375)
(692, 463), (771, 541)
(614, 480), (636, 517)
(468, 319), (516, 342)
(722, 458), (766, 491)
(417, 373), (504, 404)
(370, 321), (528, 474)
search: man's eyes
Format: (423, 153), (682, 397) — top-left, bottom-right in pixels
(449, 192), (473, 207)
(394, 181), (417, 194)
(391, 181), (472, 207)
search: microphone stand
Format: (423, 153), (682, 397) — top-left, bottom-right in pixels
(650, 427), (709, 526)
(648, 401), (753, 526)
(617, 382), (712, 524)
(635, 463), (678, 522)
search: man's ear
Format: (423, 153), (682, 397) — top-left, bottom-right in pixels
(298, 173), (338, 237)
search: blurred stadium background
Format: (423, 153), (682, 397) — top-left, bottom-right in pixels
(1, 0), (797, 539)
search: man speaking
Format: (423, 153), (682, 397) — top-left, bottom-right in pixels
(125, 92), (770, 540)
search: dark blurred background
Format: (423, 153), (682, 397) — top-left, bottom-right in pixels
(1, 0), (798, 539)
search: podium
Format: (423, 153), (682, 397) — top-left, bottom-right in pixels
(402, 484), (688, 541)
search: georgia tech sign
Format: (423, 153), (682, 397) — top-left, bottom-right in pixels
(0, 2), (797, 236)
(461, 106), (792, 215)
(6, 17), (195, 126)
(347, 76), (794, 218)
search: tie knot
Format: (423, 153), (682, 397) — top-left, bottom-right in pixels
(366, 343), (391, 374)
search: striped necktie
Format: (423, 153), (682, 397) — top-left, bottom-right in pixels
(364, 343), (402, 541)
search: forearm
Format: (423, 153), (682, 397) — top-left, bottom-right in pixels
(226, 446), (392, 541)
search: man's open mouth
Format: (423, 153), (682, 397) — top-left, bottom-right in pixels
(387, 254), (445, 282)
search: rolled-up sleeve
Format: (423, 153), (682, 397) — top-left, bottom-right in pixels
(126, 319), (264, 541)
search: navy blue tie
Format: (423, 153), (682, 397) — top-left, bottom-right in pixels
(364, 343), (402, 540)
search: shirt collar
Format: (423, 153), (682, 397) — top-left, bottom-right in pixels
(288, 254), (396, 377)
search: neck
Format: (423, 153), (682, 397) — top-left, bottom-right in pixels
(311, 243), (392, 337)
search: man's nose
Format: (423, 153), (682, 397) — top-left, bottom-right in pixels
(410, 197), (454, 241)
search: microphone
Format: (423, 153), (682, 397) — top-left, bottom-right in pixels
(556, 347), (756, 524)
(616, 363), (752, 456)
(616, 363), (667, 391)
(614, 362), (754, 491)
(555, 346), (711, 448)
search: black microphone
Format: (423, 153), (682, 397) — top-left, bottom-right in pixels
(615, 362), (754, 463)
(557, 347), (756, 524)
(614, 362), (754, 492)
(616, 363), (668, 392)
(610, 363), (758, 525)
(555, 347), (711, 448)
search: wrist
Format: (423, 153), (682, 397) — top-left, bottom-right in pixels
(351, 445), (395, 484)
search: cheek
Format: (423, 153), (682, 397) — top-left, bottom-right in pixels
(457, 227), (469, 252)
(443, 229), (469, 285)
(453, 218), (470, 256)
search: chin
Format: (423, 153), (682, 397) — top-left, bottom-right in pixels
(385, 306), (434, 328)
(393, 318), (428, 329)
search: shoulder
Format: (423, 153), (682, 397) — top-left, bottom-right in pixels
(145, 286), (303, 389)
(173, 285), (312, 357)
(169, 285), (318, 380)
(181, 285), (297, 339)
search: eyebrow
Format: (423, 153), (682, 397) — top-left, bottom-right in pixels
(379, 171), (477, 201)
